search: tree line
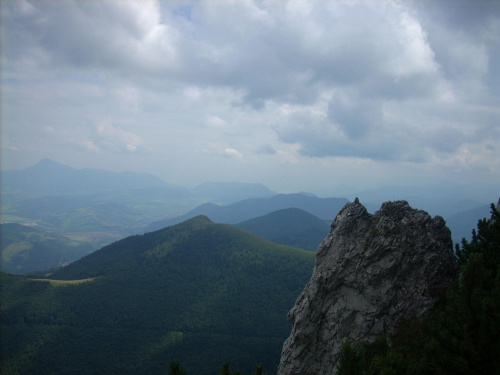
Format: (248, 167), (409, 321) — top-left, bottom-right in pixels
(167, 360), (267, 375)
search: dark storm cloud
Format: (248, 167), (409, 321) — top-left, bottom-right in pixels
(327, 97), (383, 140)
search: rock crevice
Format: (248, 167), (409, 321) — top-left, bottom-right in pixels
(278, 199), (457, 375)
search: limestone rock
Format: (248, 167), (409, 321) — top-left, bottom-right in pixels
(278, 199), (457, 375)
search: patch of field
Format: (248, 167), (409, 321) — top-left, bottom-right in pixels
(32, 277), (97, 286)
(2, 241), (33, 263)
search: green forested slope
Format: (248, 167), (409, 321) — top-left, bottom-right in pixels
(144, 194), (348, 232)
(234, 208), (330, 251)
(0, 223), (94, 274)
(1, 216), (315, 375)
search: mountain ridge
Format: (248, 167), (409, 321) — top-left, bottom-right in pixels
(234, 208), (330, 252)
(2, 158), (173, 195)
(3, 215), (316, 374)
(192, 181), (276, 204)
(144, 194), (349, 232)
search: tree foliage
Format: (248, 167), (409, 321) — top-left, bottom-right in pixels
(251, 363), (267, 375)
(168, 360), (187, 375)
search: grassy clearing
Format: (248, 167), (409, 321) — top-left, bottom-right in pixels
(31, 277), (97, 286)
(2, 242), (33, 263)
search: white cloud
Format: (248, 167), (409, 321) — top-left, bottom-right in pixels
(393, 12), (438, 77)
(95, 120), (143, 153)
(224, 148), (243, 159)
(81, 140), (100, 153)
(206, 115), (228, 128)
(1, 0), (499, 193)
(277, 149), (299, 164)
(183, 86), (202, 101)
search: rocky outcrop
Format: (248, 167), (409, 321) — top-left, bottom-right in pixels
(278, 199), (457, 375)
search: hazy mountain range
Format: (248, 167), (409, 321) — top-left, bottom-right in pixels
(1, 159), (279, 238)
(2, 158), (275, 205)
(143, 194), (348, 232)
(356, 183), (498, 218)
(2, 158), (171, 196)
(234, 208), (331, 252)
(1, 159), (497, 274)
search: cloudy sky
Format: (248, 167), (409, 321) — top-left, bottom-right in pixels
(1, 0), (500, 195)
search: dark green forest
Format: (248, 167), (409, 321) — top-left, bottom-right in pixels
(1, 216), (315, 375)
(234, 208), (331, 251)
(336, 203), (500, 375)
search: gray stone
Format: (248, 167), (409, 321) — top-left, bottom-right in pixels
(278, 199), (457, 375)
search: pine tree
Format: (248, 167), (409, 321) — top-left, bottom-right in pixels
(336, 340), (369, 375)
(252, 364), (267, 375)
(167, 360), (187, 375)
(428, 202), (500, 374)
(219, 362), (232, 375)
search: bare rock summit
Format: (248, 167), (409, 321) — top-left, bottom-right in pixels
(278, 199), (457, 375)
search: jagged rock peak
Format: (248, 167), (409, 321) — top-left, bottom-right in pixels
(278, 199), (457, 375)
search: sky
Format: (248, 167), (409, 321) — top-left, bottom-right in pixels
(1, 0), (500, 195)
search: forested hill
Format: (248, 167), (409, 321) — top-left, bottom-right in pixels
(234, 208), (331, 251)
(144, 193), (348, 232)
(1, 215), (316, 375)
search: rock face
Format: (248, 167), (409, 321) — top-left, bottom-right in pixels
(278, 199), (457, 375)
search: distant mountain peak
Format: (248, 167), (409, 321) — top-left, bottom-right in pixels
(182, 215), (214, 226)
(192, 181), (276, 205)
(36, 158), (62, 165)
(297, 192), (318, 197)
(26, 158), (73, 171)
(3, 158), (169, 195)
(150, 215), (214, 236)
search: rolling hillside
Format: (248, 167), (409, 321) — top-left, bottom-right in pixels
(9, 195), (145, 232)
(234, 208), (331, 251)
(0, 223), (94, 274)
(144, 193), (348, 232)
(1, 216), (316, 375)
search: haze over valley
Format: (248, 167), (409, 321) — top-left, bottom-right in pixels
(1, 159), (497, 274)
